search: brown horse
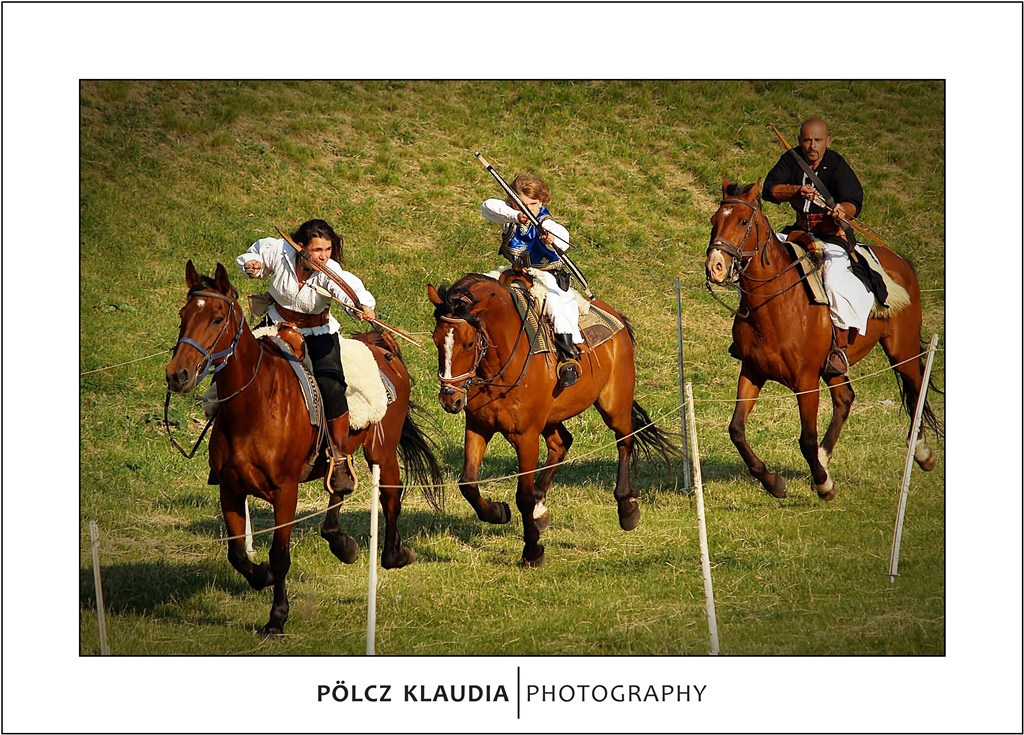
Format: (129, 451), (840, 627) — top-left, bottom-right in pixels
(165, 261), (442, 636)
(704, 180), (941, 500)
(426, 270), (678, 566)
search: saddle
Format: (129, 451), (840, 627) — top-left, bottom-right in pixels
(487, 266), (627, 354)
(782, 233), (910, 318)
(200, 326), (396, 432)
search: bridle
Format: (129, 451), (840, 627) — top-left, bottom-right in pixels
(706, 196), (818, 316)
(435, 292), (542, 397)
(706, 197), (773, 284)
(173, 289), (246, 385)
(165, 288), (263, 458)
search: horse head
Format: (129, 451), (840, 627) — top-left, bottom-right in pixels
(426, 274), (504, 414)
(705, 178), (770, 286)
(166, 260), (243, 393)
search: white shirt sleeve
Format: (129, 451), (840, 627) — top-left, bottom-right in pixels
(320, 261), (376, 310)
(540, 218), (570, 252)
(481, 198), (521, 225)
(236, 237), (284, 277)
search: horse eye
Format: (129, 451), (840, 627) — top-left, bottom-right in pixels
(741, 219), (749, 226)
(212, 316), (225, 325)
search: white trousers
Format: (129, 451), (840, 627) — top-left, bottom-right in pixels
(821, 241), (874, 333)
(533, 269), (583, 343)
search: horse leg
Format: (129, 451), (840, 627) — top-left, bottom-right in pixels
(593, 396), (640, 531)
(510, 433), (545, 567)
(534, 423), (573, 533)
(729, 369), (787, 498)
(379, 453), (415, 569)
(320, 488), (359, 564)
(818, 376), (856, 468)
(795, 385), (835, 500)
(259, 483), (297, 637)
(882, 334), (939, 471)
(220, 485), (274, 591)
(458, 426), (511, 524)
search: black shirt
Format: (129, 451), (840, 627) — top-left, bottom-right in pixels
(763, 148), (864, 218)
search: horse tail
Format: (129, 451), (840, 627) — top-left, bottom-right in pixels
(398, 402), (446, 512)
(894, 339), (944, 440)
(629, 401), (682, 470)
(619, 312), (637, 344)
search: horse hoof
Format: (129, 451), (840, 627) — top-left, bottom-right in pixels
(489, 501), (512, 525)
(916, 451), (938, 472)
(323, 530), (359, 564)
(765, 474), (787, 499)
(521, 545), (545, 568)
(260, 624), (285, 638)
(249, 562), (273, 590)
(814, 478), (836, 501)
(618, 501), (641, 531)
(534, 504), (551, 533)
(382, 546), (416, 570)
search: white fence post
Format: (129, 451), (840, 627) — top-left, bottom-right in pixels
(88, 521), (111, 655)
(366, 464), (381, 655)
(685, 383), (720, 655)
(675, 277), (693, 493)
(889, 334), (940, 583)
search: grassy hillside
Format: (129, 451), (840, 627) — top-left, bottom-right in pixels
(80, 80), (944, 655)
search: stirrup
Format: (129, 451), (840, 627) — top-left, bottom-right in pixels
(556, 358), (581, 387)
(822, 349), (849, 378)
(326, 453), (358, 494)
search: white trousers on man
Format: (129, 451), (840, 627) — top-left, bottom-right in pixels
(821, 241), (874, 334)
(532, 269), (583, 343)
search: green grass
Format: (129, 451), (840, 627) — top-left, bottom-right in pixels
(79, 80), (944, 655)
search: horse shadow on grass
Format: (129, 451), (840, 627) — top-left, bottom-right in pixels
(79, 558), (252, 624)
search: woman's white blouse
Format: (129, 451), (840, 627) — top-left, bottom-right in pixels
(237, 237), (375, 336)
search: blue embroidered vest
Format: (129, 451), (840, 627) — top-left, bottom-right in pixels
(501, 206), (563, 270)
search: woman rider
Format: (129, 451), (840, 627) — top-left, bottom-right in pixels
(237, 218), (376, 493)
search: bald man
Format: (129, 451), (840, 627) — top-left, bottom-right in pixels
(763, 118), (873, 377)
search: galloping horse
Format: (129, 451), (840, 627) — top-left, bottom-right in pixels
(427, 270), (678, 566)
(166, 261), (442, 636)
(705, 180), (940, 500)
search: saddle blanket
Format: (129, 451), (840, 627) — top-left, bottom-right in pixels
(201, 327), (394, 430)
(783, 238), (910, 318)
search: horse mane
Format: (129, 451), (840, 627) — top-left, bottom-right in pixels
(188, 273), (239, 301)
(725, 181), (758, 198)
(431, 273), (501, 327)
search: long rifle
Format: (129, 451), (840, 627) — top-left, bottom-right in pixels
(769, 124), (896, 252)
(475, 152), (594, 298)
(274, 226), (419, 345)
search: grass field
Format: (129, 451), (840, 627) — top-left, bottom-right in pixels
(79, 80), (945, 655)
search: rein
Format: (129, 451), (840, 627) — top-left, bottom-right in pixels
(706, 196), (821, 317)
(165, 288), (264, 459)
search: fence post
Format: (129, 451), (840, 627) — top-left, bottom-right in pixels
(675, 277), (693, 493)
(88, 521), (111, 655)
(366, 464), (381, 655)
(889, 334), (940, 583)
(685, 383), (720, 654)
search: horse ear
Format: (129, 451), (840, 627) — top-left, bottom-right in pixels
(427, 284), (443, 306)
(185, 259), (202, 289)
(752, 178), (762, 198)
(721, 178), (731, 197)
(214, 262), (232, 294)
